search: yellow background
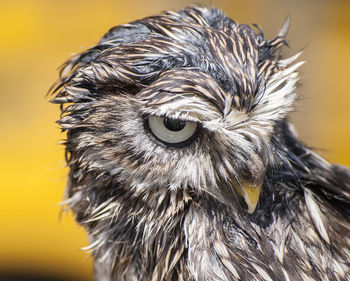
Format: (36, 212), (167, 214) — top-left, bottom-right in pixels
(0, 0), (349, 280)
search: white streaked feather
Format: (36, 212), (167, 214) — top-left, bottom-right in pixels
(251, 61), (305, 129)
(277, 52), (303, 68)
(281, 268), (291, 281)
(252, 265), (273, 281)
(304, 189), (330, 244)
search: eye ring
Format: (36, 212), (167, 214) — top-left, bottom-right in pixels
(143, 115), (200, 148)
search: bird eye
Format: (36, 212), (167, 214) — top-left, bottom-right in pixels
(146, 115), (199, 147)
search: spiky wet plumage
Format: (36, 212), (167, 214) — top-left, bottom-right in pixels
(51, 7), (350, 281)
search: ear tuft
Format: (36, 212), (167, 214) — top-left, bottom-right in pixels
(278, 15), (290, 38)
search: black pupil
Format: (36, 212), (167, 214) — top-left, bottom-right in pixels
(163, 117), (186, 131)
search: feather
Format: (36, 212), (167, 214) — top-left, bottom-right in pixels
(51, 6), (350, 281)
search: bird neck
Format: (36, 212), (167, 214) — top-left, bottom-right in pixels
(79, 185), (195, 280)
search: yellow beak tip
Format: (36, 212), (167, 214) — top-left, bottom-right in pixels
(241, 183), (262, 214)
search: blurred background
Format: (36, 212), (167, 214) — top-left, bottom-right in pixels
(0, 0), (349, 280)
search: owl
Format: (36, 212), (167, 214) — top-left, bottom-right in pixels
(51, 6), (350, 281)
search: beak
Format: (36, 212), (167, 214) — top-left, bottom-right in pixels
(232, 180), (262, 214)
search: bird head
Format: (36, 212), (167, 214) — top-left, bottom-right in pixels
(52, 7), (303, 215)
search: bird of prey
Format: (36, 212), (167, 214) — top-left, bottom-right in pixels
(51, 6), (350, 281)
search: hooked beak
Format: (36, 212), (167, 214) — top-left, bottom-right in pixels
(233, 181), (262, 213)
